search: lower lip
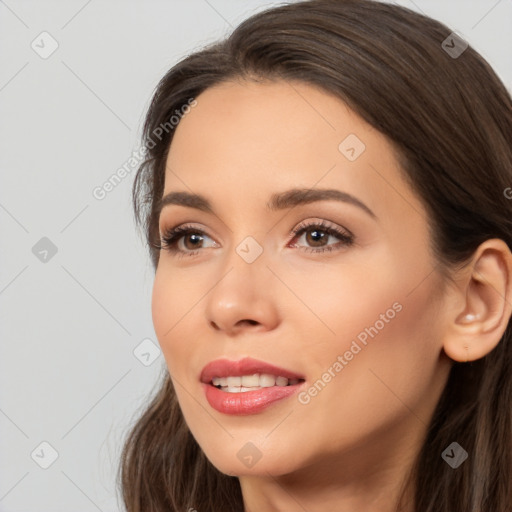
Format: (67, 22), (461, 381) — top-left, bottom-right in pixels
(203, 382), (303, 415)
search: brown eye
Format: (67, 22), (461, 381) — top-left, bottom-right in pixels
(182, 232), (205, 250)
(159, 224), (217, 257)
(304, 227), (329, 247)
(290, 220), (354, 253)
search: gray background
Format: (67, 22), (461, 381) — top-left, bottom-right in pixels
(0, 1), (510, 510)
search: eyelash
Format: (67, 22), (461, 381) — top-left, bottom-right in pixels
(158, 219), (354, 259)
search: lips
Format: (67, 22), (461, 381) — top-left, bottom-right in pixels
(200, 357), (306, 415)
(200, 357), (305, 383)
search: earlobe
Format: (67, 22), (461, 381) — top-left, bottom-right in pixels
(442, 239), (512, 363)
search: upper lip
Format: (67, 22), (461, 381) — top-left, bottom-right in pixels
(200, 357), (305, 384)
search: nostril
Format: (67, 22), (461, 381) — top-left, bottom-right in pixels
(239, 319), (259, 326)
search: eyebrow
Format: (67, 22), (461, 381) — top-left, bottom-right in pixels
(157, 188), (376, 219)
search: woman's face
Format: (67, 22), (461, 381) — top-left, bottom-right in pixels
(152, 79), (453, 482)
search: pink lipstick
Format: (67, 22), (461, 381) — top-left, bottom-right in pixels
(200, 357), (305, 415)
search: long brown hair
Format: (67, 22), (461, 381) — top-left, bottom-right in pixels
(118, 1), (512, 510)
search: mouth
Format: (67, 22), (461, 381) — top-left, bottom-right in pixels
(200, 357), (306, 415)
(211, 373), (303, 392)
(200, 356), (305, 387)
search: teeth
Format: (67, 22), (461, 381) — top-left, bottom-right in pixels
(222, 386), (257, 393)
(226, 376), (241, 387)
(275, 376), (288, 386)
(241, 374), (259, 387)
(260, 374), (276, 387)
(211, 373), (302, 392)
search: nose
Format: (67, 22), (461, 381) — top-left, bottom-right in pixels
(204, 249), (280, 336)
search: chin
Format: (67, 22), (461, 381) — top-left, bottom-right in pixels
(200, 441), (305, 478)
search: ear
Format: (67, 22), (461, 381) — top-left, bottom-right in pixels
(442, 239), (512, 363)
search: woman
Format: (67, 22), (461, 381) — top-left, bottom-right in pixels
(118, 0), (512, 510)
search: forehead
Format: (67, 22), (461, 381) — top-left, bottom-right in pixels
(163, 79), (425, 224)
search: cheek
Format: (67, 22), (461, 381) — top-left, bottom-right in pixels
(281, 256), (402, 364)
(363, 281), (447, 398)
(151, 267), (195, 373)
(290, 252), (444, 416)
(298, 272), (445, 442)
